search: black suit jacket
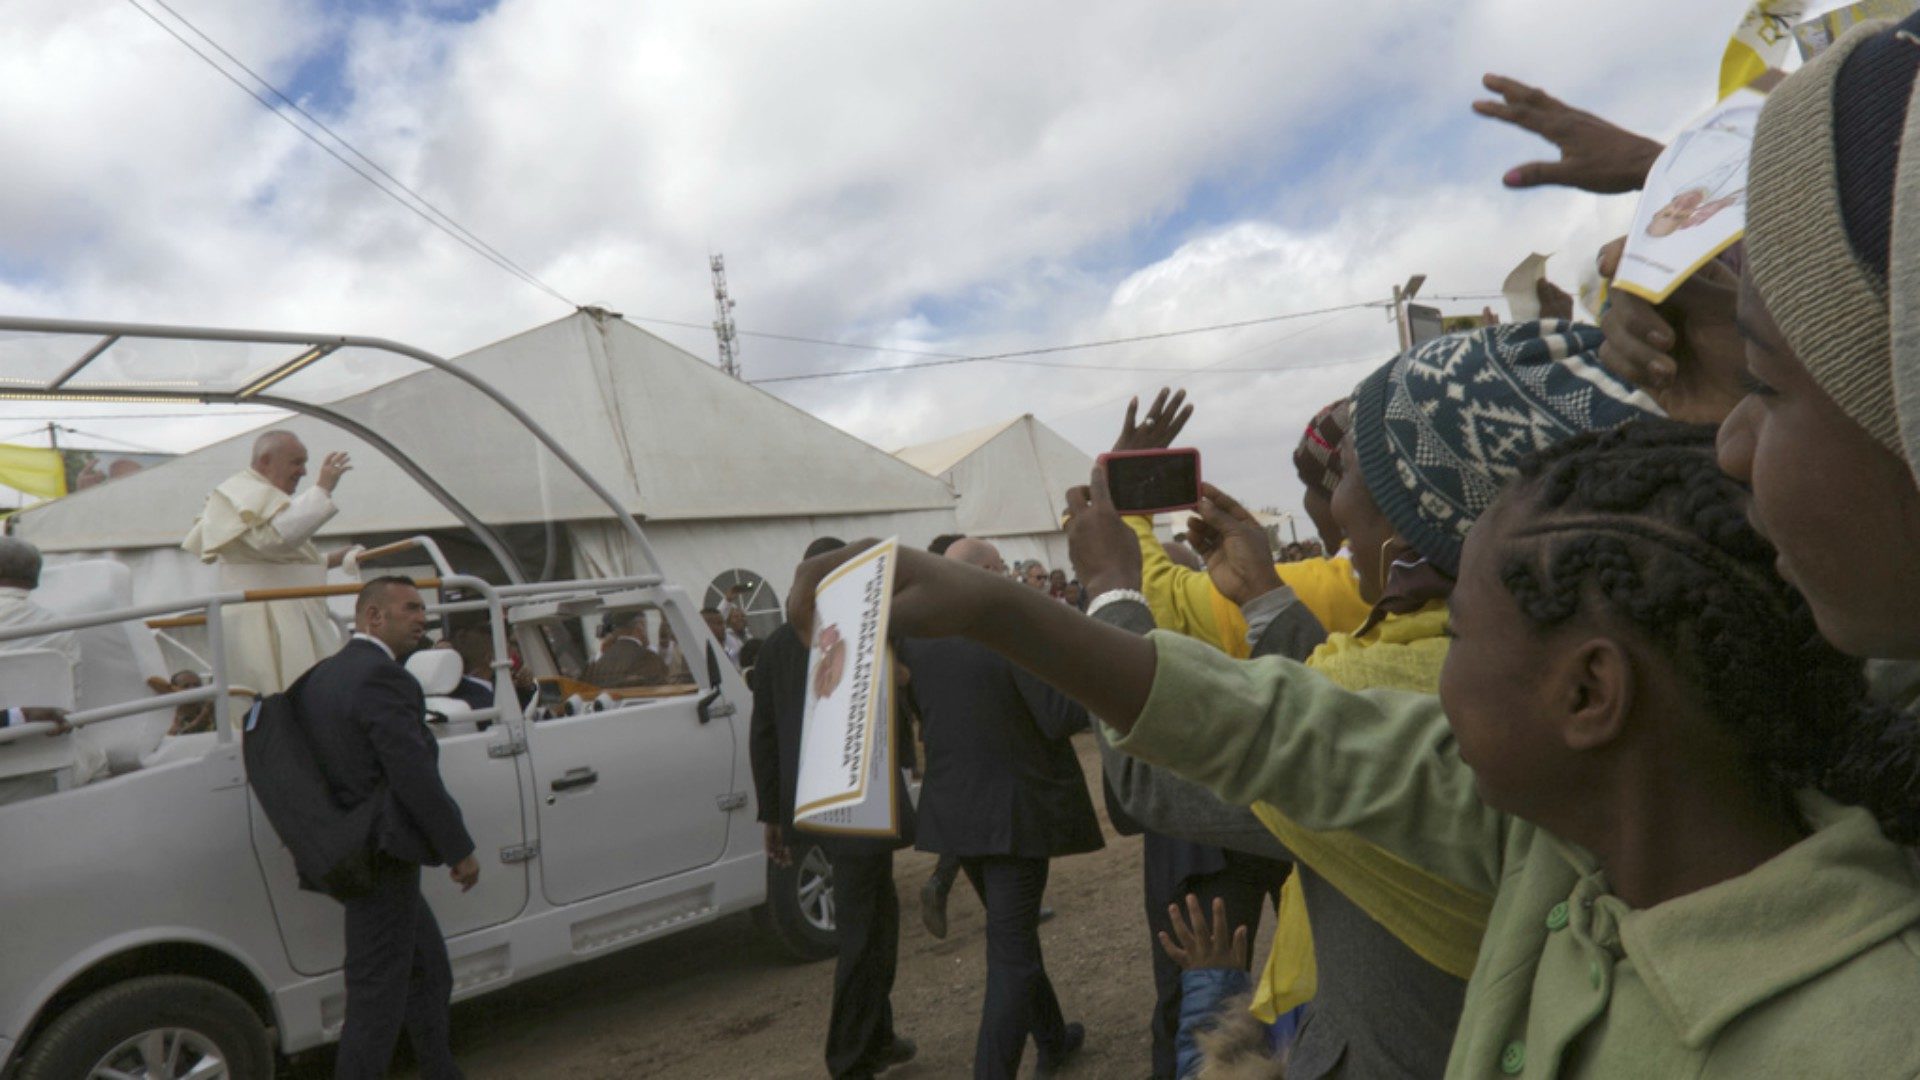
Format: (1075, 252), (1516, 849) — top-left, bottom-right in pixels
(895, 637), (1103, 859)
(297, 638), (476, 868)
(749, 623), (915, 854)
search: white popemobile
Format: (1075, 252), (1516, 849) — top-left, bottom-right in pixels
(0, 317), (837, 1079)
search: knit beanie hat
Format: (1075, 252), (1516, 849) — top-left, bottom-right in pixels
(1292, 398), (1350, 498)
(1891, 20), (1920, 481)
(1747, 14), (1920, 457)
(1349, 321), (1662, 576)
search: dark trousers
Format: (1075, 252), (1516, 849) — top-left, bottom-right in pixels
(335, 857), (463, 1080)
(1143, 841), (1282, 1079)
(930, 852), (962, 893)
(958, 856), (1066, 1080)
(826, 848), (901, 1079)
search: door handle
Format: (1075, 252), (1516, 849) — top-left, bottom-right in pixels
(550, 767), (599, 792)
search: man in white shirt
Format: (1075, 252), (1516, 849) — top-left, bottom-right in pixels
(0, 537), (106, 794)
(183, 431), (356, 695)
(0, 537), (82, 698)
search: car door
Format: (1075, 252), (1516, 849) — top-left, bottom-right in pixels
(249, 721), (531, 976)
(523, 604), (738, 906)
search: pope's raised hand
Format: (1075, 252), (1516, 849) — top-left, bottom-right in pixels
(317, 451), (353, 493)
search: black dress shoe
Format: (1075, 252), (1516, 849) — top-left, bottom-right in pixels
(1035, 1022), (1085, 1078)
(876, 1035), (917, 1073)
(920, 875), (949, 939)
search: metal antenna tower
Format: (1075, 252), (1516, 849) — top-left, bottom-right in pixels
(710, 254), (741, 379)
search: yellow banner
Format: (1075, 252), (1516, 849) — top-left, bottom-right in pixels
(0, 444), (68, 500)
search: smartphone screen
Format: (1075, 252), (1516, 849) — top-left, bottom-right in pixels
(1104, 450), (1200, 514)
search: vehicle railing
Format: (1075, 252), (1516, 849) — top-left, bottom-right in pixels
(142, 536), (456, 631)
(0, 571), (693, 749)
(0, 314), (668, 584)
(0, 572), (513, 748)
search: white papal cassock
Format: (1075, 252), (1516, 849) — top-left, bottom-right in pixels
(182, 469), (342, 695)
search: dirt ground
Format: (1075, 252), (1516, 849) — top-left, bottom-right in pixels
(286, 733), (1275, 1079)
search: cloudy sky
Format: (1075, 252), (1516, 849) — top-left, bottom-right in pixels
(2, 0), (1742, 523)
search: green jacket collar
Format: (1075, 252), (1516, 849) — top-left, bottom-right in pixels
(1613, 793), (1920, 1047)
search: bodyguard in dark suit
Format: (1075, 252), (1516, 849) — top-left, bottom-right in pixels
(300, 576), (478, 1080)
(896, 538), (1102, 1080)
(750, 539), (918, 1080)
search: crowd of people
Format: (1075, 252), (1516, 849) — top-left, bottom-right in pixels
(764, 13), (1920, 1080)
(5, 10), (1920, 1079)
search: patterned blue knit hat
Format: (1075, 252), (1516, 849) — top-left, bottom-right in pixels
(1350, 321), (1662, 576)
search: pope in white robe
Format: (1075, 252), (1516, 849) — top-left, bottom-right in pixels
(183, 431), (354, 695)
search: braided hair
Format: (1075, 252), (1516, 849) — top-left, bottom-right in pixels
(1491, 419), (1920, 842)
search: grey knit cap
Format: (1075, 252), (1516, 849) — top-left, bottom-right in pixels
(1894, 28), (1920, 482)
(1748, 17), (1918, 458)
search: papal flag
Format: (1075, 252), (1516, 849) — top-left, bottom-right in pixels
(0, 444), (68, 500)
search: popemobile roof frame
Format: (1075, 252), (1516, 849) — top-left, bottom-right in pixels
(0, 314), (662, 585)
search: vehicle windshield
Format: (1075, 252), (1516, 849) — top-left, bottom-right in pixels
(0, 319), (650, 585)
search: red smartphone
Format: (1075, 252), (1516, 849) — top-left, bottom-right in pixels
(1097, 448), (1202, 515)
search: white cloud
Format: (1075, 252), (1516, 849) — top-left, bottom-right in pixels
(2, 0), (1745, 528)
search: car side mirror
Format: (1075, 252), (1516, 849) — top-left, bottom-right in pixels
(696, 641), (725, 725)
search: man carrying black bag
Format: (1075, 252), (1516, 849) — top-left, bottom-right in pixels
(299, 575), (477, 1080)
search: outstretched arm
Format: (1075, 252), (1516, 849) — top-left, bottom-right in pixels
(1474, 74), (1663, 193)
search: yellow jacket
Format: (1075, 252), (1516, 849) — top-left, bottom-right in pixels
(1128, 516), (1372, 652)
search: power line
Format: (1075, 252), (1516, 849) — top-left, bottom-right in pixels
(48, 425), (172, 454)
(118, 0), (1524, 380)
(747, 300), (1385, 385)
(1049, 311), (1362, 422)
(632, 315), (972, 359)
(140, 0), (567, 309)
(122, 0), (576, 309)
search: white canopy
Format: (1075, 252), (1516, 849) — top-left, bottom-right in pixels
(894, 414), (1094, 572)
(11, 310), (960, 615)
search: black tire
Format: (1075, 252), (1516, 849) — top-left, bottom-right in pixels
(17, 974), (273, 1080)
(754, 838), (838, 962)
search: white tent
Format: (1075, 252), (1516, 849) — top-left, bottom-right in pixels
(893, 414), (1094, 572)
(10, 310), (960, 628)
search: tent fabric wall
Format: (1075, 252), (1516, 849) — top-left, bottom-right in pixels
(894, 414), (1092, 575)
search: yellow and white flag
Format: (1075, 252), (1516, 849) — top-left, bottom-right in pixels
(0, 444), (67, 501)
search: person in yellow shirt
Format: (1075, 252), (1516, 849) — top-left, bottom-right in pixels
(1113, 391), (1371, 654)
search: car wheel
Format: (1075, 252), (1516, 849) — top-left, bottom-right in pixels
(753, 838), (838, 962)
(18, 974), (273, 1080)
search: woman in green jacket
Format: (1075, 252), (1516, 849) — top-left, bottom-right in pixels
(789, 418), (1920, 1077)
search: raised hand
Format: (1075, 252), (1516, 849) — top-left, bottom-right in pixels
(1063, 466), (1144, 599)
(1186, 484), (1283, 607)
(317, 451), (353, 493)
(1598, 252), (1745, 424)
(1474, 74), (1663, 194)
(1537, 278), (1575, 322)
(1113, 388), (1193, 452)
(1157, 894), (1250, 972)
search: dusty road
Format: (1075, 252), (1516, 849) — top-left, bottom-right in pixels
(286, 733), (1277, 1079)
